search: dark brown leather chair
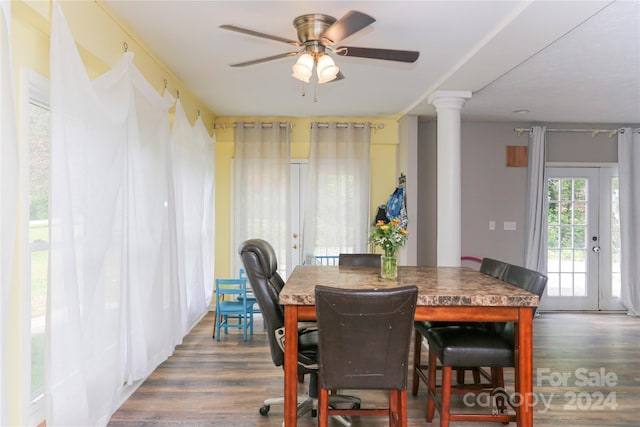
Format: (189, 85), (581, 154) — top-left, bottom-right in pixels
(424, 264), (547, 426)
(502, 263), (547, 316)
(413, 257), (510, 395)
(238, 239), (359, 423)
(315, 285), (418, 427)
(338, 253), (382, 267)
(478, 257), (509, 280)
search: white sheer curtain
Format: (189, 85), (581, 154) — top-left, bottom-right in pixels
(0, 0), (19, 423)
(524, 126), (547, 273)
(115, 60), (181, 382)
(302, 122), (371, 258)
(170, 99), (215, 333)
(618, 128), (640, 315)
(48, 5), (180, 425)
(233, 122), (290, 274)
(198, 115), (216, 311)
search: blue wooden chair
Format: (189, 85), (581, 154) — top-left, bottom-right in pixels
(215, 278), (254, 341)
(239, 268), (263, 324)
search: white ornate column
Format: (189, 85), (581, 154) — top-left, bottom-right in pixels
(428, 90), (472, 266)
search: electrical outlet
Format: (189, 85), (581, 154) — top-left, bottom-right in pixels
(489, 221), (496, 231)
(504, 221), (517, 231)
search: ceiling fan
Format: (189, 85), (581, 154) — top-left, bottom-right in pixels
(220, 10), (419, 84)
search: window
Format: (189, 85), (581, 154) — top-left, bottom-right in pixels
(23, 70), (49, 425)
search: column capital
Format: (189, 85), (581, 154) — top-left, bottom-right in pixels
(428, 90), (472, 111)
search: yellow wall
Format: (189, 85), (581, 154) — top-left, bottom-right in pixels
(8, 1), (216, 424)
(213, 117), (401, 278)
(7, 1), (401, 424)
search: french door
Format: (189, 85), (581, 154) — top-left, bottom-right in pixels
(289, 162), (307, 273)
(542, 167), (623, 311)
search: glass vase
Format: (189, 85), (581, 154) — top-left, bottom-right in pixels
(380, 254), (398, 279)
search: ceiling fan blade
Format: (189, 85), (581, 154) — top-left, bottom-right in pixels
(220, 24), (300, 46)
(230, 52), (299, 67)
(320, 10), (375, 45)
(336, 46), (419, 63)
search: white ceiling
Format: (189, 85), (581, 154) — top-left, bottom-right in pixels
(101, 0), (639, 124)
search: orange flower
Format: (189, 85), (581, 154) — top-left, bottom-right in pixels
(369, 217), (408, 257)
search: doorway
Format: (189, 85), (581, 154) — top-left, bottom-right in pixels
(542, 167), (623, 311)
(289, 162), (307, 272)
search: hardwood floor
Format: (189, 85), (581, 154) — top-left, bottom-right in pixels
(109, 312), (639, 426)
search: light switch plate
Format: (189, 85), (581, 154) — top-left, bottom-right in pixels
(489, 221), (496, 231)
(504, 221), (517, 231)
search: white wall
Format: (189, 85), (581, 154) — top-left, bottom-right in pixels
(416, 121), (623, 267)
(459, 122), (529, 265)
(398, 115), (418, 265)
(416, 121), (438, 265)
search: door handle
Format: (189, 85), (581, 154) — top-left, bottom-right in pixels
(592, 246), (600, 253)
(292, 244), (298, 249)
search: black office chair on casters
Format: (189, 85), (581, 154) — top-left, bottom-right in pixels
(238, 239), (360, 425)
(315, 285), (418, 427)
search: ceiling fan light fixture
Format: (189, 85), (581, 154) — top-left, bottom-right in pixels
(222, 10), (420, 91)
(316, 54), (339, 84)
(291, 53), (314, 82)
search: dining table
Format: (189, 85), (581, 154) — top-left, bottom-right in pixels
(279, 265), (539, 427)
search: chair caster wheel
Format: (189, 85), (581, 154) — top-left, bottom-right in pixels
(259, 405), (270, 416)
(351, 402), (360, 410)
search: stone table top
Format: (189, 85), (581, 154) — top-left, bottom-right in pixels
(280, 265), (539, 307)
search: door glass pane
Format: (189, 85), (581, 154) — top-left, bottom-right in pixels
(610, 176), (621, 298)
(574, 202), (587, 224)
(547, 273), (560, 296)
(574, 273), (586, 295)
(29, 101), (49, 401)
(547, 177), (589, 298)
(548, 225), (559, 249)
(574, 249), (586, 272)
(574, 179), (587, 200)
(560, 272), (574, 296)
(574, 226), (586, 249)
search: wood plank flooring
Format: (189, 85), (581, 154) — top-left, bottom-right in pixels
(109, 312), (639, 426)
